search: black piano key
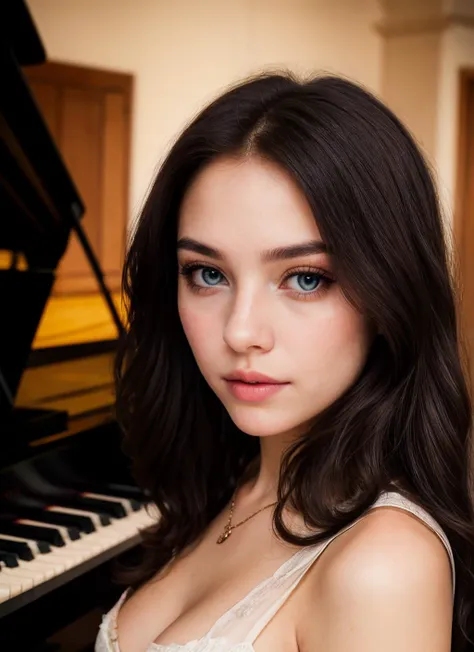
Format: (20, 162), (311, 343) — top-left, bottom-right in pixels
(42, 508), (96, 534)
(61, 524), (81, 541)
(0, 538), (34, 560)
(21, 493), (126, 520)
(105, 482), (145, 499)
(6, 506), (96, 535)
(0, 521), (65, 547)
(72, 496), (126, 519)
(86, 488), (142, 512)
(18, 519), (81, 542)
(8, 470), (127, 518)
(51, 507), (111, 528)
(100, 483), (147, 505)
(0, 495), (100, 534)
(0, 551), (19, 568)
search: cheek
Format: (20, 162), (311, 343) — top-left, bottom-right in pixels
(178, 296), (219, 363)
(293, 302), (371, 389)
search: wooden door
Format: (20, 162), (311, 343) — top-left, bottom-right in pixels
(23, 61), (133, 295)
(455, 69), (474, 397)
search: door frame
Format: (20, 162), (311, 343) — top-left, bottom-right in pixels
(454, 68), (474, 245)
(23, 60), (133, 294)
(454, 67), (474, 389)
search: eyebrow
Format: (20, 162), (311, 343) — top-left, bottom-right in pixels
(176, 237), (332, 262)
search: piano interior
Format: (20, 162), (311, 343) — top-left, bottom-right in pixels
(0, 1), (157, 649)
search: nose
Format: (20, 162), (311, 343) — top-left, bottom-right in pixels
(223, 289), (274, 354)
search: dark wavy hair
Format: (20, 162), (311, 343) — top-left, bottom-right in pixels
(115, 70), (474, 649)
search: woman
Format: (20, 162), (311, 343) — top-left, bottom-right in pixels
(96, 71), (474, 652)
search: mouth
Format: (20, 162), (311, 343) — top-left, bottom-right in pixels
(224, 379), (290, 402)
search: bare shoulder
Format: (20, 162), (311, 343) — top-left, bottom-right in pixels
(297, 506), (453, 652)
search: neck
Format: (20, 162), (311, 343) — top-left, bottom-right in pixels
(239, 430), (302, 506)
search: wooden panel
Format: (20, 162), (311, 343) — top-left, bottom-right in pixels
(101, 92), (128, 291)
(55, 87), (103, 291)
(22, 61), (132, 298)
(25, 61), (132, 95)
(455, 71), (474, 395)
(27, 80), (60, 144)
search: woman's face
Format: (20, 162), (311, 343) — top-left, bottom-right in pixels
(177, 155), (374, 440)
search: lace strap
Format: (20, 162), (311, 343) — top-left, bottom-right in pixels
(241, 491), (456, 645)
(242, 514), (369, 644)
(370, 491), (456, 599)
(99, 589), (129, 651)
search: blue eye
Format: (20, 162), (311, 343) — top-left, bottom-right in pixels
(178, 263), (335, 300)
(289, 273), (321, 292)
(200, 268), (222, 286)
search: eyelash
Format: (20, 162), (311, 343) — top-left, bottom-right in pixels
(178, 262), (335, 301)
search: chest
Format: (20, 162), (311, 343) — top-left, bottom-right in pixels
(115, 532), (310, 652)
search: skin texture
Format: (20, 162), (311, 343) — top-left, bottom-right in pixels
(177, 154), (375, 501)
(115, 154), (453, 651)
(296, 507), (453, 652)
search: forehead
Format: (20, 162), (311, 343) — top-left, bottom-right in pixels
(178, 155), (321, 244)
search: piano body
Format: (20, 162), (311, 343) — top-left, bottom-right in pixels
(0, 1), (156, 648)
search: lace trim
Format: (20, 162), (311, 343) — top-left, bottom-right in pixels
(371, 491), (456, 599)
(209, 490), (456, 643)
(150, 638), (254, 651)
(98, 490), (456, 651)
(211, 546), (317, 627)
(100, 547), (317, 652)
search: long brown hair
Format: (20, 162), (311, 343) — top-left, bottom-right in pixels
(115, 71), (474, 650)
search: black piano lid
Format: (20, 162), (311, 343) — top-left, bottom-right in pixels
(0, 7), (131, 643)
(0, 0), (46, 66)
(0, 0), (124, 447)
(0, 44), (85, 268)
(0, 1), (85, 423)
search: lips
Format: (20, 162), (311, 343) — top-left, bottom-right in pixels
(224, 370), (285, 384)
(224, 378), (289, 402)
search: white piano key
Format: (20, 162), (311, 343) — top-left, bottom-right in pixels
(107, 509), (155, 538)
(0, 572), (29, 594)
(0, 565), (40, 587)
(20, 555), (67, 574)
(26, 554), (67, 573)
(43, 547), (87, 566)
(83, 529), (125, 546)
(129, 508), (157, 529)
(0, 502), (160, 607)
(12, 522), (96, 563)
(65, 536), (106, 556)
(107, 519), (139, 536)
(72, 539), (109, 554)
(0, 584), (10, 603)
(17, 558), (55, 580)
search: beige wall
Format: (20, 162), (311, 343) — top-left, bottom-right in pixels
(382, 31), (442, 165)
(27, 0), (382, 223)
(376, 0), (474, 234)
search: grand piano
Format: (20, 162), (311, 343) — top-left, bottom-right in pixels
(0, 2), (157, 648)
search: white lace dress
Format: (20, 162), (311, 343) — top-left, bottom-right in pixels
(95, 490), (456, 652)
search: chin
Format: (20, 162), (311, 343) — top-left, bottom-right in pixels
(225, 406), (302, 439)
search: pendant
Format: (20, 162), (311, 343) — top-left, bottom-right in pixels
(216, 527), (232, 544)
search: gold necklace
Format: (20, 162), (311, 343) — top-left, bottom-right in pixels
(216, 486), (278, 544)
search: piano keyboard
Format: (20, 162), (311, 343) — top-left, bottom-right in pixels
(0, 494), (158, 612)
